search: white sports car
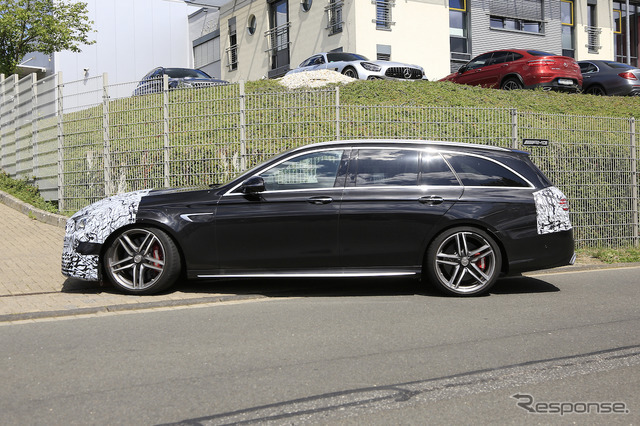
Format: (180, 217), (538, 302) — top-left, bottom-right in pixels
(286, 52), (426, 81)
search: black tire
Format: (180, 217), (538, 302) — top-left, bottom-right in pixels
(103, 227), (181, 295)
(501, 77), (523, 90)
(424, 227), (502, 296)
(586, 85), (606, 96)
(342, 66), (359, 79)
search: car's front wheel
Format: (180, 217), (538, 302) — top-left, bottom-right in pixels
(425, 227), (502, 296)
(342, 67), (359, 79)
(104, 227), (181, 294)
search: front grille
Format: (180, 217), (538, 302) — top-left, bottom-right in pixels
(385, 67), (423, 80)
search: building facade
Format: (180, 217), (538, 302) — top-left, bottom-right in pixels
(218, 0), (637, 82)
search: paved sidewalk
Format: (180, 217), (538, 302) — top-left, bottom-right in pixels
(0, 199), (257, 322)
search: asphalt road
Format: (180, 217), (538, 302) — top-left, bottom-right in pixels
(1, 266), (639, 425)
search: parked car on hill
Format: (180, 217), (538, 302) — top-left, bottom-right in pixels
(286, 52), (426, 81)
(440, 49), (582, 92)
(62, 139), (574, 297)
(133, 67), (228, 95)
(578, 60), (640, 96)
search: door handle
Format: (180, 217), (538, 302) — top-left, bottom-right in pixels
(418, 196), (444, 205)
(307, 196), (333, 205)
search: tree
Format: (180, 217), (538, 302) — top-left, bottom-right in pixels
(0, 0), (95, 76)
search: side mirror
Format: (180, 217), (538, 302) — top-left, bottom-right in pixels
(241, 176), (266, 194)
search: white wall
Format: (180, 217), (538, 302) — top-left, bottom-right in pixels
(54, 0), (199, 84)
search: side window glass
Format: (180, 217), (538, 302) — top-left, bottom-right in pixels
(419, 153), (459, 186)
(259, 150), (343, 191)
(444, 154), (530, 187)
(354, 149), (419, 187)
(489, 51), (509, 65)
(468, 53), (492, 70)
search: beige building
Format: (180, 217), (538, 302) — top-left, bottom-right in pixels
(217, 0), (630, 83)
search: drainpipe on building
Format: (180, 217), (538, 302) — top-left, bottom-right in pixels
(626, 0), (632, 64)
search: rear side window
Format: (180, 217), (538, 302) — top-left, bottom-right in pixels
(444, 154), (530, 187)
(353, 149), (419, 186)
(420, 153), (459, 186)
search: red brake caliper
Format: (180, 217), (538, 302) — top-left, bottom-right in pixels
(152, 244), (162, 269)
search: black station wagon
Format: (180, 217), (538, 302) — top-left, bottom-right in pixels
(62, 140), (575, 296)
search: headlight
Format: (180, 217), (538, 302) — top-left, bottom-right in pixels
(361, 62), (381, 72)
(75, 217), (88, 231)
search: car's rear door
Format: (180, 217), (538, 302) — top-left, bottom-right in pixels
(338, 148), (463, 270)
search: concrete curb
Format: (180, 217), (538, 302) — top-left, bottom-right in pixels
(0, 293), (267, 323)
(0, 190), (68, 228)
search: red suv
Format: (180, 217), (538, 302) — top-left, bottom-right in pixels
(440, 49), (582, 92)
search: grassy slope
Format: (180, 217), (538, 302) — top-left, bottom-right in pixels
(250, 79), (640, 118)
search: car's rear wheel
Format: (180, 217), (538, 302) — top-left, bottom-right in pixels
(501, 77), (523, 90)
(342, 67), (359, 79)
(425, 227), (502, 296)
(586, 85), (606, 96)
(104, 227), (181, 295)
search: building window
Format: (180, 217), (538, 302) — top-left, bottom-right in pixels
(489, 0), (543, 34)
(247, 15), (257, 35)
(301, 0), (312, 12)
(613, 2), (639, 66)
(585, 1), (600, 53)
(226, 18), (238, 71)
(449, 0), (469, 71)
(561, 0), (574, 58)
(194, 37), (220, 68)
(377, 44), (391, 60)
(326, 0), (344, 35)
(373, 0), (394, 30)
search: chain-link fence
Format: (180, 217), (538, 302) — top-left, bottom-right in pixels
(1, 73), (638, 248)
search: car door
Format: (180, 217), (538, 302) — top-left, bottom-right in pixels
(213, 148), (348, 273)
(454, 52), (494, 86)
(338, 148), (463, 270)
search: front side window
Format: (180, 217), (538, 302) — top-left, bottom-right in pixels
(561, 0), (575, 57)
(444, 154), (530, 187)
(259, 150), (344, 191)
(352, 149), (419, 187)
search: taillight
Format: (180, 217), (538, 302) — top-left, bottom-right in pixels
(559, 198), (569, 211)
(528, 59), (555, 67)
(619, 71), (638, 80)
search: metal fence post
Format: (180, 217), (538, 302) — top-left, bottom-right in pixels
(31, 74), (38, 181)
(631, 117), (638, 247)
(102, 73), (113, 196)
(511, 108), (518, 149)
(336, 86), (341, 140)
(56, 72), (65, 212)
(1, 74), (4, 171)
(239, 81), (247, 171)
(162, 74), (170, 188)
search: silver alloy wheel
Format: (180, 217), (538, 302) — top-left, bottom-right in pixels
(107, 228), (166, 291)
(501, 78), (523, 90)
(342, 67), (358, 79)
(434, 231), (497, 294)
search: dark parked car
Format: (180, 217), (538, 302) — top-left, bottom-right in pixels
(440, 49), (582, 92)
(133, 67), (227, 95)
(286, 52), (425, 80)
(62, 140), (575, 296)
(578, 60), (640, 96)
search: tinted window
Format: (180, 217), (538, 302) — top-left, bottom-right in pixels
(467, 53), (493, 70)
(419, 153), (459, 186)
(489, 51), (510, 65)
(165, 68), (211, 78)
(604, 61), (635, 70)
(259, 150), (343, 191)
(444, 154), (530, 187)
(354, 149), (419, 186)
(327, 52), (368, 62)
(527, 50), (558, 57)
(580, 62), (598, 73)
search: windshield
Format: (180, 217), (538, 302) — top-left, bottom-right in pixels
(326, 53), (368, 62)
(165, 68), (212, 79)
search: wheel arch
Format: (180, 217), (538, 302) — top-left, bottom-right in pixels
(422, 221), (510, 276)
(99, 220), (187, 280)
(500, 73), (524, 87)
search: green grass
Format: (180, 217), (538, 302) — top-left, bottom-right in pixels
(579, 247), (640, 263)
(0, 171), (59, 214)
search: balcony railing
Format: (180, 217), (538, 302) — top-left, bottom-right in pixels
(225, 44), (238, 71)
(585, 26), (601, 54)
(264, 22), (291, 53)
